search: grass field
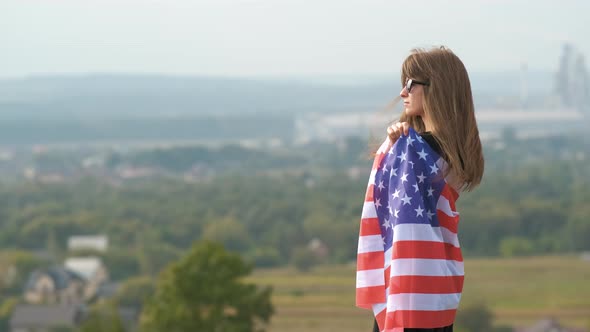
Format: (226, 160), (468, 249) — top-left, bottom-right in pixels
(248, 255), (590, 332)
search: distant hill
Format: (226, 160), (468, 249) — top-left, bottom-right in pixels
(0, 72), (555, 146)
(0, 71), (553, 117)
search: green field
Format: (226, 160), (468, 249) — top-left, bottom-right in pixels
(248, 256), (590, 332)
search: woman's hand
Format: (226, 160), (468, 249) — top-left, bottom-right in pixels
(387, 122), (410, 144)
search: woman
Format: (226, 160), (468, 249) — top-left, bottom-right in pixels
(356, 46), (484, 332)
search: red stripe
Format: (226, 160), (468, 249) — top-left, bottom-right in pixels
(384, 309), (457, 329)
(356, 285), (386, 307)
(375, 308), (387, 331)
(383, 265), (391, 289)
(357, 251), (385, 270)
(440, 185), (458, 211)
(359, 217), (381, 236)
(366, 184), (375, 201)
(391, 241), (463, 261)
(388, 275), (464, 294)
(437, 211), (459, 233)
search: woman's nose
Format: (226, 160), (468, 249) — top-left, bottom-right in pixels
(400, 87), (408, 97)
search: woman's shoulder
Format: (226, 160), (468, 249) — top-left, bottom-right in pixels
(420, 131), (442, 156)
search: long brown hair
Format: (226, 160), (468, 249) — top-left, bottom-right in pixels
(399, 46), (484, 191)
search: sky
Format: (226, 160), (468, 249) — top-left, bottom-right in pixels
(1, 0), (589, 79)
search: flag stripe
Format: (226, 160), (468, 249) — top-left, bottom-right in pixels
(359, 217), (382, 236)
(357, 286), (386, 308)
(358, 235), (384, 253)
(357, 269), (386, 287)
(386, 293), (461, 311)
(437, 195), (458, 217)
(389, 275), (464, 294)
(366, 184), (376, 201)
(362, 201), (378, 218)
(357, 251), (385, 271)
(392, 224), (460, 247)
(437, 211), (459, 234)
(391, 241), (463, 261)
(389, 258), (464, 277)
(383, 309), (457, 329)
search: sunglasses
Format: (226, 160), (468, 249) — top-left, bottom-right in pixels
(405, 79), (430, 93)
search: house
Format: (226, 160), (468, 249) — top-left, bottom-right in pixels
(64, 257), (109, 301)
(24, 258), (109, 305)
(9, 304), (84, 332)
(67, 235), (109, 253)
(24, 266), (85, 305)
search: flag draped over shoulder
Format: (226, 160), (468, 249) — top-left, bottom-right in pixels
(356, 128), (463, 332)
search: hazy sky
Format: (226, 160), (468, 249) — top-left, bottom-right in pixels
(1, 0), (588, 79)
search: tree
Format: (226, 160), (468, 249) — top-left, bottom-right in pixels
(140, 241), (274, 332)
(79, 304), (126, 332)
(455, 302), (494, 332)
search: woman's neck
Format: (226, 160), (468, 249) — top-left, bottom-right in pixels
(422, 115), (435, 132)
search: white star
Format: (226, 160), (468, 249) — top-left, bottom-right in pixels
(412, 183), (420, 193)
(382, 236), (387, 246)
(390, 167), (398, 177)
(392, 189), (401, 199)
(375, 198), (382, 208)
(416, 135), (424, 143)
(388, 204), (393, 215)
(382, 218), (391, 230)
(407, 135), (415, 146)
(417, 173), (426, 183)
(397, 151), (407, 162)
(401, 193), (412, 205)
(430, 163), (439, 174)
(378, 180), (385, 191)
(393, 208), (400, 218)
(417, 149), (428, 160)
(427, 187), (435, 197)
(426, 210), (435, 220)
(382, 165), (389, 173)
(400, 172), (409, 183)
(409, 161), (415, 169)
(415, 205), (424, 217)
(388, 147), (395, 155)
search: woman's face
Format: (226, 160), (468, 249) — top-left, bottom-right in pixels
(400, 79), (425, 117)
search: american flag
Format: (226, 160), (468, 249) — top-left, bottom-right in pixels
(356, 128), (464, 332)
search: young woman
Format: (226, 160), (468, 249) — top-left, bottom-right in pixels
(356, 46), (484, 332)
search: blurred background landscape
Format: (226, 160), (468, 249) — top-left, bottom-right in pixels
(0, 1), (589, 332)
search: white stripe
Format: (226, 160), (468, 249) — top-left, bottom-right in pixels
(361, 201), (378, 219)
(356, 268), (385, 287)
(390, 258), (464, 277)
(437, 196), (459, 217)
(372, 302), (387, 316)
(387, 293), (461, 311)
(392, 223), (460, 247)
(383, 247), (393, 268)
(358, 235), (383, 253)
(368, 169), (377, 185)
(441, 227), (460, 248)
(377, 139), (390, 154)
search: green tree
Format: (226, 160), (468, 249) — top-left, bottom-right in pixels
(290, 246), (317, 272)
(455, 302), (494, 332)
(140, 241), (274, 332)
(499, 236), (534, 257)
(79, 304), (126, 332)
(112, 276), (155, 309)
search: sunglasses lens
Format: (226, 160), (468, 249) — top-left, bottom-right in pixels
(406, 79), (413, 93)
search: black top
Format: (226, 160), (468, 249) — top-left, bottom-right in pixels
(421, 131), (443, 156)
(421, 131), (465, 170)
